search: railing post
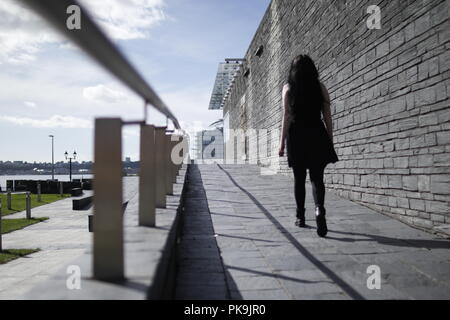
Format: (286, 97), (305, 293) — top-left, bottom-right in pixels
(178, 135), (187, 170)
(165, 134), (173, 196)
(179, 136), (184, 171)
(171, 136), (180, 184)
(139, 125), (156, 227)
(0, 197), (2, 252)
(37, 182), (42, 202)
(26, 192), (31, 219)
(154, 127), (167, 208)
(59, 182), (63, 197)
(179, 136), (185, 171)
(93, 118), (124, 280)
(7, 189), (11, 210)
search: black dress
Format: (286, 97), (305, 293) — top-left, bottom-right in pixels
(286, 98), (339, 169)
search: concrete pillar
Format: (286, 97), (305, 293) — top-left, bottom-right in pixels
(169, 138), (177, 184)
(179, 136), (184, 172)
(26, 192), (31, 219)
(139, 125), (156, 227)
(165, 134), (173, 196)
(93, 118), (124, 280)
(37, 182), (41, 202)
(0, 197), (2, 252)
(154, 127), (166, 208)
(7, 189), (11, 210)
(179, 136), (185, 172)
(172, 140), (179, 183)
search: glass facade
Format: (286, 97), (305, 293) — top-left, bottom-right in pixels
(208, 61), (241, 110)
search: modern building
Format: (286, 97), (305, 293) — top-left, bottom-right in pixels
(209, 59), (245, 110)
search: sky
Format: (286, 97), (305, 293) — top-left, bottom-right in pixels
(0, 0), (271, 163)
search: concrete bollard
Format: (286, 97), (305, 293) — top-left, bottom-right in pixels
(179, 136), (185, 173)
(154, 127), (167, 208)
(172, 135), (183, 183)
(165, 134), (174, 196)
(176, 136), (187, 174)
(37, 182), (42, 202)
(0, 197), (2, 252)
(7, 189), (11, 210)
(59, 182), (63, 197)
(139, 125), (156, 227)
(26, 192), (31, 219)
(179, 136), (184, 172)
(172, 139), (178, 184)
(93, 118), (124, 280)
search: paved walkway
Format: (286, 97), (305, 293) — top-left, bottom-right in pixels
(0, 177), (138, 299)
(181, 164), (450, 300)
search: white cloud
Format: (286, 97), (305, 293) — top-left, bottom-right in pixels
(160, 86), (222, 128)
(24, 101), (37, 108)
(79, 0), (166, 40)
(0, 115), (92, 129)
(0, 1), (61, 64)
(83, 84), (129, 104)
(123, 128), (139, 138)
(0, 0), (166, 64)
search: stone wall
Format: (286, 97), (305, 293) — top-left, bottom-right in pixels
(223, 0), (450, 234)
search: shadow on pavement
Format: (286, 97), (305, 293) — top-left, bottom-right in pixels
(217, 164), (365, 300)
(226, 265), (329, 285)
(327, 230), (450, 249)
(175, 164), (243, 300)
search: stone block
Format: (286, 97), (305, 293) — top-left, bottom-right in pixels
(394, 157), (409, 168)
(430, 214), (445, 223)
(437, 131), (450, 145)
(402, 175), (418, 191)
(388, 175), (402, 188)
(418, 113), (438, 126)
(418, 175), (431, 192)
(433, 153), (450, 167)
(414, 87), (436, 106)
(409, 199), (425, 211)
(430, 175), (450, 195)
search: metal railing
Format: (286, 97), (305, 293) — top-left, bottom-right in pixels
(19, 0), (189, 280)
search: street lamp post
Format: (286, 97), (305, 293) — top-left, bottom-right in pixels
(49, 135), (54, 180)
(64, 151), (77, 182)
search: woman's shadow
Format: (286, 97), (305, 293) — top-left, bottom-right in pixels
(325, 229), (450, 250)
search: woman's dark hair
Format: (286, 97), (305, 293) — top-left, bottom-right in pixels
(287, 54), (323, 121)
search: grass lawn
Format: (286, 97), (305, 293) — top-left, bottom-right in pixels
(1, 217), (49, 234)
(0, 193), (70, 216)
(0, 249), (39, 264)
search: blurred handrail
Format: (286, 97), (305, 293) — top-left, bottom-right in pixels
(18, 0), (180, 129)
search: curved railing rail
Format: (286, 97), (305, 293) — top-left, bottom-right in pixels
(17, 0), (189, 281)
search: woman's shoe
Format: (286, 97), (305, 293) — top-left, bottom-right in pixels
(295, 208), (306, 228)
(315, 206), (328, 237)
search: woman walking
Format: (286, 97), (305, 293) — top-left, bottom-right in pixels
(278, 55), (338, 237)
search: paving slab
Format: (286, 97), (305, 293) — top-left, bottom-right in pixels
(0, 191), (95, 299)
(197, 164), (450, 300)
